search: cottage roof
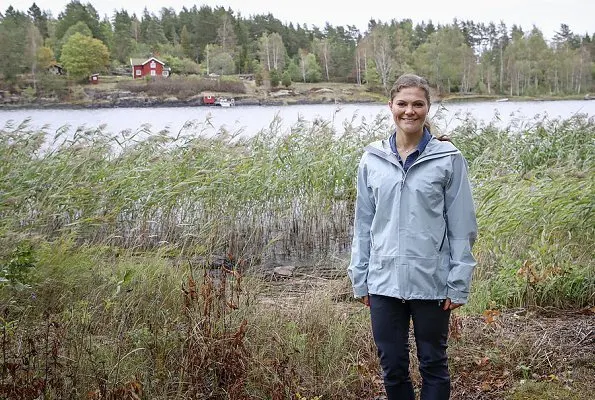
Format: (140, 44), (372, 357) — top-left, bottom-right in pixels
(129, 57), (166, 66)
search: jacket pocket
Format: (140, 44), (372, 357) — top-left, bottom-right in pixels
(367, 253), (399, 295)
(404, 256), (445, 297)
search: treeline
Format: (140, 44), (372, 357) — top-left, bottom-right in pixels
(1, 0), (594, 95)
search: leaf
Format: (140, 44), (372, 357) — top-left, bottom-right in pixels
(482, 309), (500, 324)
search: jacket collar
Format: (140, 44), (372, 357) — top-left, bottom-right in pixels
(364, 135), (460, 167)
(389, 128), (432, 157)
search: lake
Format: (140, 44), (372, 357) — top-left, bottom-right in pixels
(1, 100), (593, 140)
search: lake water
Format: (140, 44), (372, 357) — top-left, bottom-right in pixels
(1, 100), (593, 140)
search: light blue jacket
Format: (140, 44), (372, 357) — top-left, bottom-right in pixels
(347, 136), (478, 304)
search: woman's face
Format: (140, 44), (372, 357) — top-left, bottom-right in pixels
(388, 87), (429, 136)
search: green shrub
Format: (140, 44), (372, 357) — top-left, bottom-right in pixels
(270, 69), (280, 87)
(0, 242), (37, 289)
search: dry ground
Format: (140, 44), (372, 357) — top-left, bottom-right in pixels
(255, 263), (595, 400)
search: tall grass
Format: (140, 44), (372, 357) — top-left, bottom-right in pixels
(0, 242), (380, 399)
(0, 114), (389, 261)
(1, 112), (593, 308)
(454, 113), (594, 310)
(1, 111), (593, 398)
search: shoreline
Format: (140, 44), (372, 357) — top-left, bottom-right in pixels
(0, 87), (590, 111)
(1, 96), (589, 111)
(0, 93), (383, 110)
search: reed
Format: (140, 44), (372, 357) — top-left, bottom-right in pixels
(1, 111), (593, 398)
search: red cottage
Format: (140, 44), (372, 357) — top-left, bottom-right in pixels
(130, 57), (170, 79)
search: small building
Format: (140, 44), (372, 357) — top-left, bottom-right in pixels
(89, 73), (99, 84)
(129, 57), (170, 79)
(48, 63), (65, 75)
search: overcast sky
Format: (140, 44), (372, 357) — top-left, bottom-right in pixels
(11, 0), (595, 41)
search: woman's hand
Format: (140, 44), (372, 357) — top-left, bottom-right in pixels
(359, 295), (370, 307)
(443, 298), (462, 310)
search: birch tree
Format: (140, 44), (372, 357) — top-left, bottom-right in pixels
(26, 24), (44, 90)
(258, 32), (286, 71)
(368, 24), (394, 93)
(313, 37), (331, 81)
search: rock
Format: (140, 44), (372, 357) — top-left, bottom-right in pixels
(273, 266), (296, 277)
(269, 89), (292, 97)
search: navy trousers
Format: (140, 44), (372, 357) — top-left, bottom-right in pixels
(369, 295), (451, 400)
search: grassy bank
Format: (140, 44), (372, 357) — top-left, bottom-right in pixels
(1, 112), (593, 398)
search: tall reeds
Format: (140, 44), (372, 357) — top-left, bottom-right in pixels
(1, 110), (593, 398)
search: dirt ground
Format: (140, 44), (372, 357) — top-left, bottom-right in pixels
(256, 263), (595, 400)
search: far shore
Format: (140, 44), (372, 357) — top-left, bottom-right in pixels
(0, 80), (590, 111)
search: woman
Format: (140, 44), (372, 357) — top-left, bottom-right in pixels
(347, 74), (477, 400)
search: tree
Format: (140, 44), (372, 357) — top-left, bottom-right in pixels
(0, 7), (29, 83)
(286, 58), (302, 82)
(180, 25), (193, 59)
(413, 25), (474, 93)
(141, 11), (168, 51)
(54, 21), (93, 60)
(299, 51), (321, 82)
(258, 32), (286, 72)
(553, 24), (580, 50)
(26, 24), (44, 90)
(367, 24), (395, 93)
(55, 1), (103, 42)
(99, 16), (113, 54)
(281, 70), (292, 87)
(364, 58), (381, 90)
(209, 47), (235, 75)
(60, 32), (109, 80)
(269, 69), (280, 87)
(313, 37), (332, 81)
(27, 3), (48, 38)
(37, 46), (55, 70)
(112, 10), (134, 64)
(160, 7), (179, 44)
(216, 12), (237, 55)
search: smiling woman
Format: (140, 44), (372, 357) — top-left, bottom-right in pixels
(388, 75), (432, 158)
(348, 73), (478, 400)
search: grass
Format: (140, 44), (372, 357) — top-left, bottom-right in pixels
(1, 111), (593, 398)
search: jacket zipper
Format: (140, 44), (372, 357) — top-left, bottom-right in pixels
(438, 226), (447, 251)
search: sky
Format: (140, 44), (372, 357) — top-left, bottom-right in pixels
(10, 0), (595, 41)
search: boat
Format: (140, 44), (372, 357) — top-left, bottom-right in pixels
(496, 98), (509, 102)
(215, 97), (235, 107)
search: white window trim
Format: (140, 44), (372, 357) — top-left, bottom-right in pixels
(135, 69), (141, 75)
(150, 61), (156, 68)
(150, 70), (156, 76)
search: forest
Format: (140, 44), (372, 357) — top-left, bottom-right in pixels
(2, 2), (595, 399)
(0, 0), (594, 97)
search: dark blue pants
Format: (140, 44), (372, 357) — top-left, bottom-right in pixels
(369, 295), (451, 400)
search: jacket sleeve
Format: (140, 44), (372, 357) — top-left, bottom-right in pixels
(444, 153), (478, 304)
(347, 153), (376, 298)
